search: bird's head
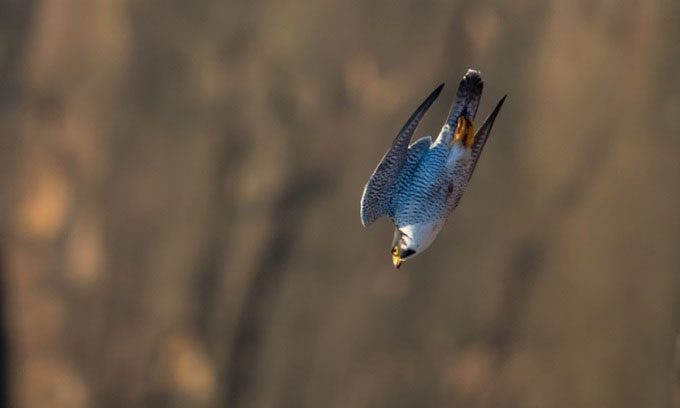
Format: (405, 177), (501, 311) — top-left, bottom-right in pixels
(390, 222), (445, 268)
(390, 229), (417, 268)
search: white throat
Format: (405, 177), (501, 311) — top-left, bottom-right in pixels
(400, 220), (446, 258)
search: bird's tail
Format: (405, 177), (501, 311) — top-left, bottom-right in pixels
(447, 69), (483, 148)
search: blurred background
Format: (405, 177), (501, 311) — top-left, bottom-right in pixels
(1, 0), (679, 407)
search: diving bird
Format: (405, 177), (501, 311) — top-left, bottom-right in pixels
(360, 69), (506, 268)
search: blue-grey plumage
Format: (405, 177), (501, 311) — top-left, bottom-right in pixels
(360, 83), (444, 227)
(360, 69), (506, 268)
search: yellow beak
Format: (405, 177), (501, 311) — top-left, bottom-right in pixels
(392, 253), (403, 268)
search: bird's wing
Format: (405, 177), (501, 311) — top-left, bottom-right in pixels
(404, 136), (433, 174)
(393, 135), (433, 195)
(360, 85), (443, 227)
(467, 95), (506, 181)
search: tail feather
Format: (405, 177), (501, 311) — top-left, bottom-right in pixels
(446, 69), (484, 128)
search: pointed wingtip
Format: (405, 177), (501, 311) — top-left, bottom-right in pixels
(475, 94), (507, 137)
(465, 93), (507, 181)
(419, 82), (445, 112)
(431, 82), (445, 99)
(490, 94), (507, 117)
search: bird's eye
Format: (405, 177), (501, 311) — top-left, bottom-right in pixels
(391, 246), (398, 255)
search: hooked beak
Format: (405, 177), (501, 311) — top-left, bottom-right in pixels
(392, 253), (403, 269)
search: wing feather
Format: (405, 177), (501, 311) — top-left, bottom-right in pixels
(360, 85), (443, 226)
(467, 95), (506, 180)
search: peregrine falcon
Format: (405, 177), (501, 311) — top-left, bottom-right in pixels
(360, 69), (506, 268)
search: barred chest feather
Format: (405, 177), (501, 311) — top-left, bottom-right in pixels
(392, 143), (471, 227)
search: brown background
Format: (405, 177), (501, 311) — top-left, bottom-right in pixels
(1, 0), (679, 407)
